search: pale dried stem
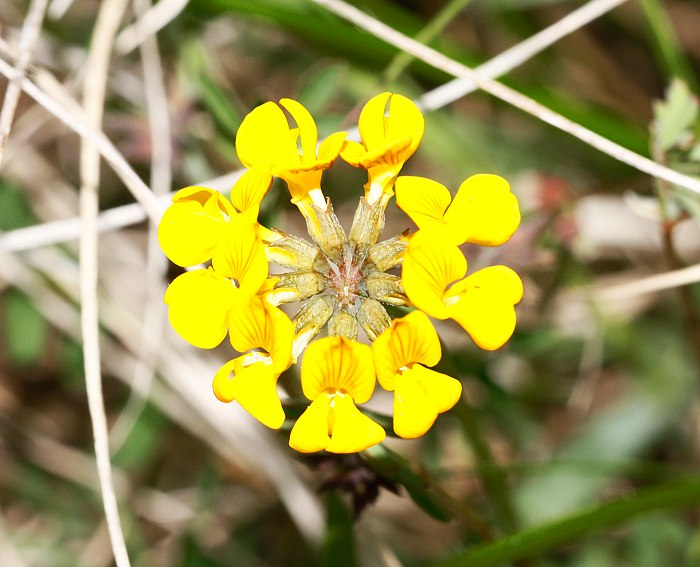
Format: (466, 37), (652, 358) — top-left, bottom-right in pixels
(79, 0), (132, 565)
(312, 0), (700, 196)
(0, 56), (162, 220)
(116, 0), (190, 54)
(594, 262), (700, 302)
(417, 0), (628, 111)
(0, 0), (48, 168)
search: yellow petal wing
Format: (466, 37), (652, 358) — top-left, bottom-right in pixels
(231, 356), (285, 429)
(395, 176), (451, 234)
(447, 265), (523, 350)
(445, 174), (521, 246)
(401, 231), (466, 319)
(301, 336), (375, 403)
(158, 187), (231, 267)
(326, 393), (385, 453)
(318, 131), (348, 164)
(289, 394), (332, 453)
(164, 268), (236, 348)
(412, 364), (462, 414)
(212, 358), (238, 403)
(384, 93), (424, 161)
(393, 365), (461, 438)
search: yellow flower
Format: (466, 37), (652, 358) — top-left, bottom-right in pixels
(160, 92), (524, 454)
(395, 174), (521, 246)
(289, 336), (385, 453)
(373, 311), (462, 438)
(235, 98), (347, 206)
(212, 293), (294, 429)
(401, 231), (524, 351)
(341, 92), (424, 205)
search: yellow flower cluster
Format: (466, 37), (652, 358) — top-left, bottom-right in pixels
(158, 93), (523, 454)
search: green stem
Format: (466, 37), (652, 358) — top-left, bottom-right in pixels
(383, 0), (474, 84)
(638, 0), (698, 91)
(434, 475), (700, 567)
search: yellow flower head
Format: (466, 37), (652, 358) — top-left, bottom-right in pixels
(159, 92), (523, 453)
(235, 98), (347, 206)
(341, 92), (424, 205)
(289, 336), (385, 453)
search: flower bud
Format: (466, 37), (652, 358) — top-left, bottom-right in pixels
(266, 232), (327, 274)
(348, 197), (386, 258)
(328, 308), (358, 340)
(366, 231), (407, 272)
(268, 271), (328, 304)
(357, 298), (391, 341)
(364, 272), (407, 306)
(304, 199), (346, 265)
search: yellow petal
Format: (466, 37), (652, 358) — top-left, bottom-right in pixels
(289, 394), (332, 453)
(326, 393), (385, 453)
(211, 355), (285, 429)
(357, 92), (392, 150)
(393, 368), (438, 439)
(411, 364), (462, 413)
(444, 174), (521, 246)
(372, 310), (441, 390)
(212, 358), (238, 402)
(401, 231), (466, 319)
(384, 93), (424, 161)
(318, 131), (348, 163)
(393, 365), (461, 438)
(235, 101), (297, 168)
(230, 164), (273, 219)
(339, 140), (368, 167)
(395, 176), (451, 233)
(279, 99), (317, 163)
(229, 294), (294, 374)
(447, 266), (523, 350)
(164, 268), (236, 348)
(301, 336), (375, 403)
(232, 355), (285, 429)
(212, 214), (268, 293)
(157, 187), (231, 267)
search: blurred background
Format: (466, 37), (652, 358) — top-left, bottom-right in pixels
(0, 0), (700, 565)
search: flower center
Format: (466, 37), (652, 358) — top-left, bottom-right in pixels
(327, 253), (365, 308)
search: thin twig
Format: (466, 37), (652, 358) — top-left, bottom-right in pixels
(116, 0), (190, 54)
(79, 0), (132, 565)
(0, 56), (161, 220)
(417, 0), (628, 111)
(594, 262), (700, 301)
(0, 0), (49, 168)
(311, 0), (700, 197)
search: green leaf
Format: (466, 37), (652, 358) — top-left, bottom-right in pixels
(653, 79), (699, 152)
(434, 475), (700, 567)
(363, 445), (452, 522)
(4, 289), (49, 367)
(299, 65), (346, 115)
